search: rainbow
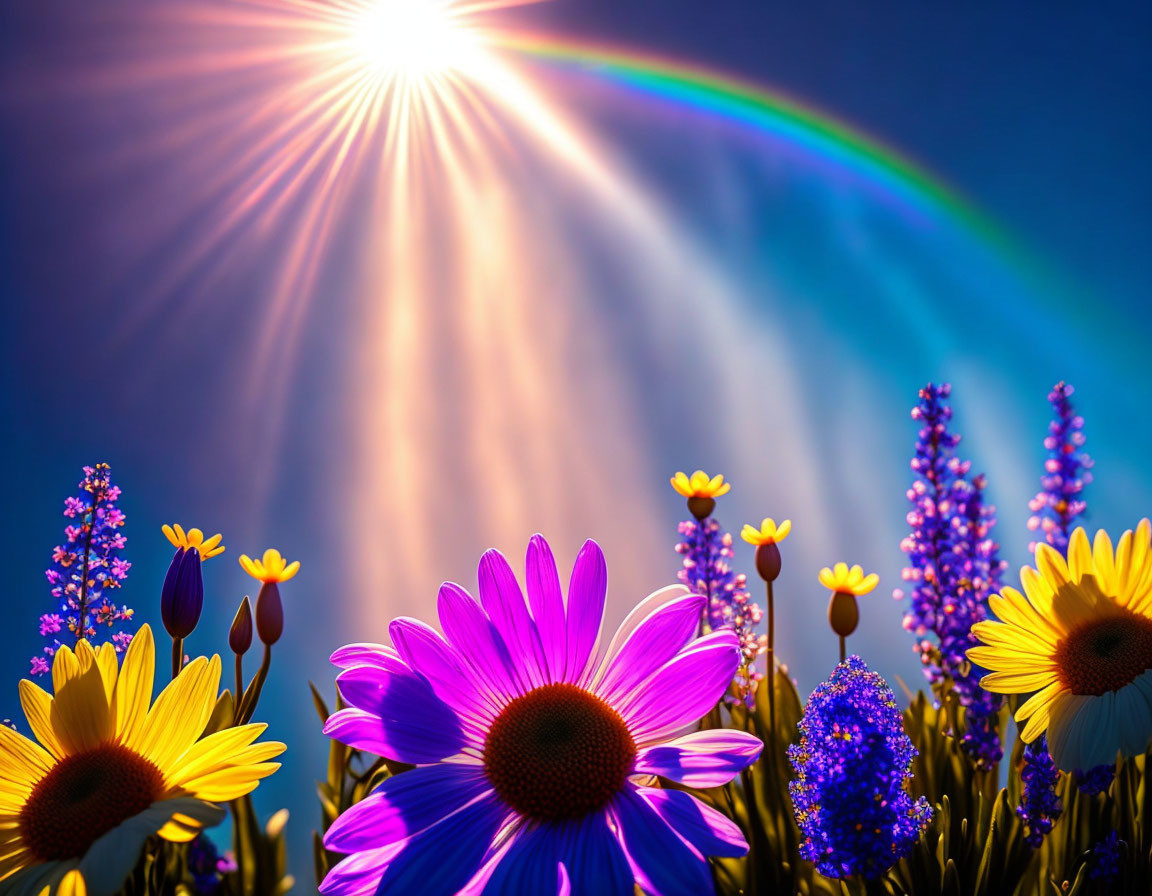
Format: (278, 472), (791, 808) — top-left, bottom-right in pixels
(502, 36), (1013, 252)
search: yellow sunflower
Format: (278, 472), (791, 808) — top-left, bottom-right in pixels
(969, 521), (1152, 771)
(0, 625), (284, 896)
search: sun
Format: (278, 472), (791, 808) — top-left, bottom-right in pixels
(344, 0), (485, 80)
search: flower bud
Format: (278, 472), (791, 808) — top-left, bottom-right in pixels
(828, 591), (859, 639)
(230, 596), (253, 655)
(686, 496), (715, 521)
(754, 542), (782, 582)
(161, 547), (204, 639)
(255, 581), (283, 645)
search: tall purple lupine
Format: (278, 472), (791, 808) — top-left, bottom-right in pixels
(1016, 383), (1109, 844)
(1027, 381), (1092, 554)
(949, 474), (1007, 767)
(32, 463), (134, 675)
(675, 517), (764, 699)
(897, 383), (1004, 767)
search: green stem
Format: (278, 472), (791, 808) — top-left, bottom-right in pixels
(766, 580), (776, 737)
(73, 502), (99, 646)
(171, 637), (184, 680)
(237, 644), (272, 725)
(235, 653), (244, 717)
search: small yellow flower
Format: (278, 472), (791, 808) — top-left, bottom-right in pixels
(239, 548), (300, 584)
(162, 524), (225, 560)
(670, 470), (731, 499)
(741, 518), (792, 546)
(819, 562), (879, 596)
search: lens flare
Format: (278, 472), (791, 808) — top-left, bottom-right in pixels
(14, 0), (1084, 634)
(345, 0), (473, 78)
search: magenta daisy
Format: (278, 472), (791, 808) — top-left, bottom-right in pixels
(321, 535), (762, 896)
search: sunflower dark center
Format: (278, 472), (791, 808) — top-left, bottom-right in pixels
(1056, 613), (1152, 696)
(482, 683), (636, 822)
(19, 743), (164, 860)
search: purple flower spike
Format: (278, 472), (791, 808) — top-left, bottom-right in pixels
(1027, 381), (1092, 554)
(321, 535), (762, 896)
(33, 463), (134, 674)
(1016, 383), (1095, 841)
(675, 517), (764, 701)
(897, 384), (1005, 767)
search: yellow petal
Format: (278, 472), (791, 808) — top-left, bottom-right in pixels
(856, 573), (879, 595)
(51, 646), (80, 694)
(139, 656), (222, 774)
(1035, 543), (1071, 588)
(988, 588), (1062, 645)
(280, 561), (300, 581)
(1092, 529), (1118, 595)
(113, 625), (155, 749)
(58, 870), (86, 896)
(94, 644), (118, 704)
(17, 681), (64, 760)
(818, 568), (835, 590)
(776, 520), (792, 541)
(174, 763), (282, 802)
(50, 653), (113, 754)
(980, 669), (1059, 692)
(0, 724), (53, 783)
(1016, 680), (1066, 724)
(1067, 528), (1093, 583)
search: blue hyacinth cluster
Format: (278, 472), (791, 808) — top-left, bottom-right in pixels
(1088, 831), (1122, 883)
(788, 656), (932, 880)
(675, 516), (764, 696)
(1075, 763), (1115, 795)
(896, 383), (1006, 767)
(1018, 738), (1062, 848)
(32, 463), (134, 676)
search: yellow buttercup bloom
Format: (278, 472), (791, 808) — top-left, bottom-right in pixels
(670, 470), (731, 500)
(818, 562), (879, 596)
(741, 518), (792, 546)
(239, 548), (300, 584)
(162, 524), (225, 560)
(969, 521), (1152, 771)
(0, 625), (284, 896)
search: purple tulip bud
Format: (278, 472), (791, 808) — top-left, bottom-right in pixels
(230, 596), (253, 655)
(255, 581), (283, 646)
(161, 547), (203, 639)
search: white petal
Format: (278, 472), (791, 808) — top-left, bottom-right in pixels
(1116, 671), (1152, 755)
(1046, 694), (1091, 771)
(77, 798), (225, 896)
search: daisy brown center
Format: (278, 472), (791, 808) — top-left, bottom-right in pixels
(1055, 613), (1152, 696)
(19, 743), (164, 861)
(482, 683), (636, 822)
